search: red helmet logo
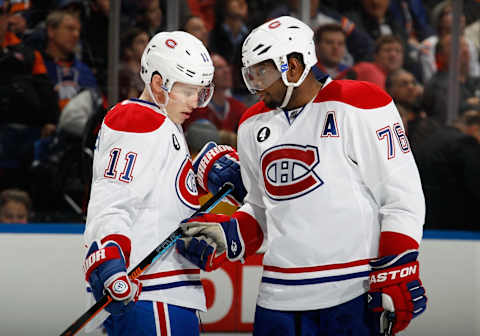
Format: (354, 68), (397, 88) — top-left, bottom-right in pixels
(165, 39), (177, 49)
(268, 20), (281, 29)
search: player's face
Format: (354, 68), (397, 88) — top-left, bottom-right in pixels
(242, 60), (287, 108)
(166, 82), (213, 124)
(256, 76), (287, 109)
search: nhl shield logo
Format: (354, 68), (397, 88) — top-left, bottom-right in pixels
(175, 157), (200, 210)
(260, 144), (324, 201)
(172, 134), (180, 150)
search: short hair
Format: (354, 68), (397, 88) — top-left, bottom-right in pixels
(375, 35), (403, 54)
(180, 15), (203, 32)
(315, 23), (346, 44)
(0, 189), (31, 213)
(457, 110), (480, 127)
(120, 27), (148, 60)
(45, 9), (79, 30)
(385, 68), (408, 93)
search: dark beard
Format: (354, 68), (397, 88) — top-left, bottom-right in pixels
(264, 99), (282, 109)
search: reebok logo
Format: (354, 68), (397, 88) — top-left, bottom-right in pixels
(84, 249), (107, 272)
(370, 265), (417, 284)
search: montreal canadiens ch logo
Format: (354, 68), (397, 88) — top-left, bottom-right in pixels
(175, 157), (200, 210)
(261, 144), (323, 201)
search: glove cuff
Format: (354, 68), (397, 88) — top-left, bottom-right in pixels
(220, 218), (245, 262)
(84, 244), (122, 281)
(232, 211), (264, 257)
(370, 260), (419, 290)
(105, 272), (133, 301)
(196, 143), (236, 190)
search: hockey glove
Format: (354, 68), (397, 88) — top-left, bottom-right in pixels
(193, 141), (247, 206)
(368, 250), (427, 335)
(176, 213), (245, 271)
(84, 239), (142, 316)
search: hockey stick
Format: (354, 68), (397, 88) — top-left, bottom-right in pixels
(384, 311), (395, 336)
(60, 182), (234, 336)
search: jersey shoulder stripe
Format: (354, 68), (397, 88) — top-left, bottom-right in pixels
(239, 101), (273, 126)
(314, 79), (392, 109)
(105, 100), (166, 133)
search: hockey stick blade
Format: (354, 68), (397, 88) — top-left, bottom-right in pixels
(60, 182), (234, 336)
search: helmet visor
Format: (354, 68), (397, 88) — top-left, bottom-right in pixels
(170, 82), (215, 108)
(241, 61), (282, 94)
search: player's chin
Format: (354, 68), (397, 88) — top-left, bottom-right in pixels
(264, 99), (280, 109)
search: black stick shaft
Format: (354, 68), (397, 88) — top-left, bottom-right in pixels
(60, 183), (234, 336)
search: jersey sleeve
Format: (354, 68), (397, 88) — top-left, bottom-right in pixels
(344, 98), (425, 244)
(84, 118), (166, 248)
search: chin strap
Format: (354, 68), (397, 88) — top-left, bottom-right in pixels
(146, 83), (169, 109)
(280, 85), (294, 109)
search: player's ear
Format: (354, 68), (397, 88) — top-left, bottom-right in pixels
(286, 56), (303, 83)
(150, 73), (167, 105)
(151, 73), (164, 93)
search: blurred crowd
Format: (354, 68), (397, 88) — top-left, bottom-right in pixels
(0, 0), (479, 229)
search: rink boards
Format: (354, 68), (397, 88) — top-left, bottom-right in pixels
(0, 225), (479, 336)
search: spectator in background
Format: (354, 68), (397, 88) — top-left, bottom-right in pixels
(22, 0), (86, 58)
(345, 0), (425, 80)
(187, 0), (216, 31)
(43, 9), (97, 111)
(385, 68), (439, 152)
(181, 15), (209, 47)
(415, 110), (480, 230)
(209, 0), (250, 104)
(420, 1), (479, 83)
(352, 34), (404, 89)
(183, 53), (247, 147)
(135, 0), (163, 37)
(0, 0), (58, 191)
(423, 34), (480, 125)
(297, 0), (375, 63)
(345, 0), (404, 41)
(386, 68), (424, 120)
(313, 23), (353, 80)
(82, 0), (109, 93)
(118, 27), (148, 101)
(0, 188), (31, 223)
(209, 0), (248, 64)
(388, 0), (434, 42)
(7, 0), (30, 37)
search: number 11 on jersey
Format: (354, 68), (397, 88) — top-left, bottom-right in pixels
(104, 148), (138, 183)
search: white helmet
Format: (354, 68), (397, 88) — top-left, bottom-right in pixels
(140, 31), (214, 107)
(241, 16), (317, 108)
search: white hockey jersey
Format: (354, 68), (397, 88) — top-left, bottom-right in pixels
(84, 99), (205, 313)
(237, 78), (425, 311)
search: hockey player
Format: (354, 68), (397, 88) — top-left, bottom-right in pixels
(177, 16), (427, 335)
(83, 31), (214, 335)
